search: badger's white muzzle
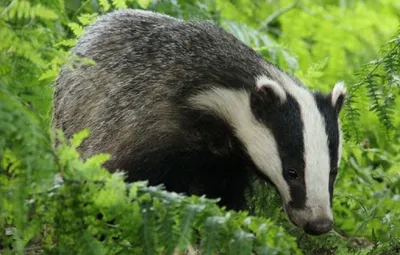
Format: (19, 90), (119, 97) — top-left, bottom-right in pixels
(284, 204), (333, 235)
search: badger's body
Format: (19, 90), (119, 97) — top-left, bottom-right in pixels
(53, 9), (346, 235)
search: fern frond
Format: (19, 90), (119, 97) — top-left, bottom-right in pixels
(67, 22), (84, 37)
(157, 199), (180, 255)
(32, 4), (58, 20)
(140, 201), (158, 255)
(99, 0), (111, 11)
(228, 230), (254, 255)
(0, 26), (47, 67)
(137, 0), (153, 9)
(200, 215), (229, 254)
(77, 13), (99, 26)
(222, 21), (299, 72)
(343, 91), (361, 142)
(4, 1), (57, 20)
(344, 29), (400, 141)
(111, 0), (128, 10)
(175, 204), (205, 252)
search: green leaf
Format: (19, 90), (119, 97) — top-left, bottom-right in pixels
(99, 0), (111, 11)
(140, 201), (158, 255)
(77, 13), (99, 26)
(112, 0), (128, 9)
(176, 204), (205, 252)
(137, 0), (152, 9)
(228, 230), (254, 255)
(67, 22), (84, 37)
(70, 129), (90, 148)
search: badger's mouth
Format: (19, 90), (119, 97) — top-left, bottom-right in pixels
(283, 204), (333, 236)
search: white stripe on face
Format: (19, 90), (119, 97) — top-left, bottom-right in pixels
(187, 87), (291, 202)
(338, 120), (343, 167)
(258, 72), (333, 220)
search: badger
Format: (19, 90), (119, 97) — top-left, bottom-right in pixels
(52, 9), (346, 236)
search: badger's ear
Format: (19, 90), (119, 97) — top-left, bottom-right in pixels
(330, 81), (346, 114)
(255, 76), (287, 105)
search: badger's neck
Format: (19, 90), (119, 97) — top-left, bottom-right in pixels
(187, 86), (291, 202)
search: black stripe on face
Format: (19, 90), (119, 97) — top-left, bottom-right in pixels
(250, 92), (306, 209)
(314, 93), (340, 207)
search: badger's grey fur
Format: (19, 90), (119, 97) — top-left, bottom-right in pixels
(53, 9), (346, 235)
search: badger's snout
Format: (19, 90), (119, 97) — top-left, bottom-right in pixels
(284, 204), (334, 235)
(303, 219), (333, 235)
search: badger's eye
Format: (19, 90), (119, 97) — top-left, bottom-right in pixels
(287, 168), (299, 180)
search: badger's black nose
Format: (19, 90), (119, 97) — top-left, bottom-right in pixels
(304, 219), (333, 235)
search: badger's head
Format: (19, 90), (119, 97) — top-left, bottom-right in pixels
(249, 76), (346, 235)
(188, 74), (346, 236)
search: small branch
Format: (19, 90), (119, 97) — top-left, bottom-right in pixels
(258, 0), (300, 31)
